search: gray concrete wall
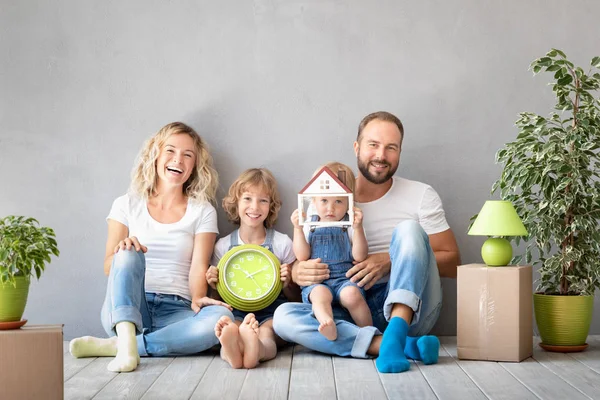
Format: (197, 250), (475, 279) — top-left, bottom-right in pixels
(1, 0), (599, 339)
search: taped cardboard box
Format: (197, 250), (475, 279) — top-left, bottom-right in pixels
(457, 264), (533, 362)
(0, 325), (63, 400)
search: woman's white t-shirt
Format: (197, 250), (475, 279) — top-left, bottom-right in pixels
(107, 194), (219, 301)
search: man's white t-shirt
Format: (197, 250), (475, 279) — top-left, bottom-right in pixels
(213, 230), (296, 266)
(107, 194), (219, 301)
(357, 176), (450, 255)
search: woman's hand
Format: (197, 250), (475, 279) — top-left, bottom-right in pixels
(113, 236), (147, 253)
(191, 296), (232, 314)
(206, 266), (219, 289)
(280, 263), (292, 288)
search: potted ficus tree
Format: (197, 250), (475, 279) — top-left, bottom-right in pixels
(0, 216), (59, 327)
(492, 49), (600, 351)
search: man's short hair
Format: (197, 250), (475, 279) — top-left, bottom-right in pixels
(357, 111), (404, 142)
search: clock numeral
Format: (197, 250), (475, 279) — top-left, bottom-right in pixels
(246, 255), (254, 261)
(238, 288), (243, 293)
(238, 257), (245, 263)
(232, 264), (241, 270)
(265, 274), (271, 280)
(262, 283), (269, 288)
(255, 288), (262, 294)
(246, 291), (252, 297)
(228, 272), (234, 279)
(231, 281), (237, 287)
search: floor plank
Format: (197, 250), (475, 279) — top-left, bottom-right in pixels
(288, 346), (337, 400)
(93, 357), (174, 400)
(378, 359), (438, 400)
(332, 356), (387, 400)
(191, 355), (248, 399)
(531, 337), (600, 399)
(568, 335), (600, 373)
(441, 337), (537, 400)
(417, 342), (488, 400)
(501, 357), (589, 400)
(64, 357), (118, 400)
(64, 352), (96, 381)
(140, 355), (215, 400)
(239, 345), (294, 400)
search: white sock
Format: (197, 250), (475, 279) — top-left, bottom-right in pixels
(107, 322), (139, 373)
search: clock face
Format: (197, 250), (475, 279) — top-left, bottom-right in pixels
(222, 249), (277, 301)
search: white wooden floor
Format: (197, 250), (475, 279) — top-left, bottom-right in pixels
(63, 336), (600, 400)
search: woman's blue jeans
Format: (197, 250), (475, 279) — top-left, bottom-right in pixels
(100, 248), (233, 356)
(273, 220), (442, 358)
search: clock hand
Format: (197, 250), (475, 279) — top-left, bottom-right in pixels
(248, 266), (269, 278)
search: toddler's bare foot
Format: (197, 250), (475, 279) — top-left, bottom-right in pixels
(239, 313), (261, 369)
(318, 319), (337, 341)
(215, 316), (243, 369)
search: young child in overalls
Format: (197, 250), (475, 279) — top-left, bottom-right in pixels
(291, 162), (372, 341)
(207, 168), (299, 368)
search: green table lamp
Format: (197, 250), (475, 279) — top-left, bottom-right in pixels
(468, 200), (528, 266)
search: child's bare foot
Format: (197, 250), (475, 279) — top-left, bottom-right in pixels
(239, 313), (261, 369)
(215, 316), (243, 369)
(318, 319), (337, 341)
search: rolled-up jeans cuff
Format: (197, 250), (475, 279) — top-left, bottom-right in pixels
(111, 305), (143, 335)
(137, 334), (147, 356)
(384, 289), (421, 325)
(351, 326), (381, 359)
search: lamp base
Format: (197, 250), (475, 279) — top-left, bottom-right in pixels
(481, 238), (512, 266)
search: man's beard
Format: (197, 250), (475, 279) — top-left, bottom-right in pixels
(357, 153), (397, 184)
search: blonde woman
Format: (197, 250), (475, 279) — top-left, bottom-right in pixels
(69, 122), (233, 372)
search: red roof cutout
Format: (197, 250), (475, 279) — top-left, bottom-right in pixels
(298, 166), (352, 194)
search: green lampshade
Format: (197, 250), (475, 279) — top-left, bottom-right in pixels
(468, 200), (528, 236)
(469, 200), (527, 266)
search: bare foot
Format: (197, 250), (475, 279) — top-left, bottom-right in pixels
(107, 322), (139, 373)
(318, 319), (337, 341)
(70, 336), (118, 358)
(239, 313), (261, 369)
(215, 316), (243, 369)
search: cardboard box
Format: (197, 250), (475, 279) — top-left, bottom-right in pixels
(0, 325), (63, 400)
(457, 264), (532, 362)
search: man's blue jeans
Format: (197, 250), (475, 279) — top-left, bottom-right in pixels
(100, 248), (233, 356)
(273, 220), (442, 358)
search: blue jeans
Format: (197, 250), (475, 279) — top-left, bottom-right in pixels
(100, 249), (234, 356)
(273, 220), (442, 358)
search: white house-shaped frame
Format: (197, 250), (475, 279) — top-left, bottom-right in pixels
(297, 166), (354, 227)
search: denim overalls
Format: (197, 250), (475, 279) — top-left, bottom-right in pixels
(301, 214), (366, 304)
(229, 228), (287, 325)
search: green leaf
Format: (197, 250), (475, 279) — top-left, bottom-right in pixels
(592, 56), (600, 68)
(557, 74), (573, 86)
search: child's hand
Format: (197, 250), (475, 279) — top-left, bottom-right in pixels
(291, 209), (304, 229)
(206, 265), (219, 289)
(352, 206), (364, 228)
(280, 263), (292, 288)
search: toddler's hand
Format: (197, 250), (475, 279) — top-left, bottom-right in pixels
(206, 266), (219, 289)
(291, 209), (303, 229)
(352, 207), (364, 228)
(280, 263), (292, 288)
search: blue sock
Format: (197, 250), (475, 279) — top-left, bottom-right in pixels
(375, 317), (410, 373)
(404, 336), (439, 365)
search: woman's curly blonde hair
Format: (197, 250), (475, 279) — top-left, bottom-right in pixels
(222, 168), (282, 228)
(129, 122), (218, 204)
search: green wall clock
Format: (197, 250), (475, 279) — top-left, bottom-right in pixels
(216, 244), (282, 312)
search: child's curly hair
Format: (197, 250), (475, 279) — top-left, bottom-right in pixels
(222, 168), (282, 228)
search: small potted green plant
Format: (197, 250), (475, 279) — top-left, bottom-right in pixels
(0, 216), (59, 324)
(493, 49), (600, 350)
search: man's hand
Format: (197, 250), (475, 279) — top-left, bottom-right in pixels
(291, 258), (330, 286)
(347, 253), (391, 290)
(191, 296), (232, 314)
